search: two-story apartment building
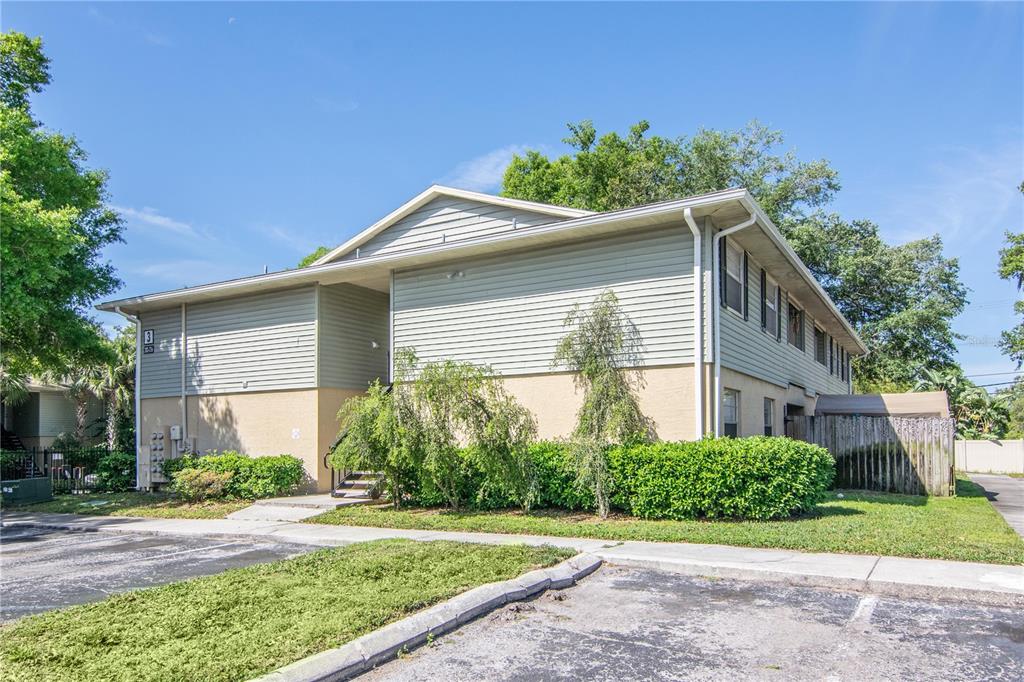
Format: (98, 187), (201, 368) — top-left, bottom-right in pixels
(98, 186), (865, 491)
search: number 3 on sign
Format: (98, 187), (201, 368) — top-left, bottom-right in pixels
(143, 329), (154, 344)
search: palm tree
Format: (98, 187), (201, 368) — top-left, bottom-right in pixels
(42, 364), (100, 445)
(89, 328), (135, 450)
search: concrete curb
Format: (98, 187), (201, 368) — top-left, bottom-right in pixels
(249, 553), (603, 682)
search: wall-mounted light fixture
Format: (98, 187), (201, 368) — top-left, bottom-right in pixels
(370, 340), (380, 350)
(445, 271), (464, 280)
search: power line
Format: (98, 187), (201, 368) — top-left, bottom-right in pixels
(964, 370), (1023, 378)
(975, 380), (1020, 388)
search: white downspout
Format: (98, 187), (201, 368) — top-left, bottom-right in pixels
(682, 208), (705, 438)
(114, 306), (141, 490)
(180, 303), (187, 445)
(711, 213), (759, 436)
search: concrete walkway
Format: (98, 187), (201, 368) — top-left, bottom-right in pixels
(3, 510), (1022, 607)
(970, 473), (1024, 537)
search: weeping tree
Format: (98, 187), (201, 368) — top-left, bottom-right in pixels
(331, 378), (419, 508)
(410, 356), (538, 511)
(554, 290), (653, 517)
(331, 349), (538, 511)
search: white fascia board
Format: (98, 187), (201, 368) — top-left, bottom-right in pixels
(311, 185), (593, 266)
(738, 195), (867, 355)
(97, 189), (745, 314)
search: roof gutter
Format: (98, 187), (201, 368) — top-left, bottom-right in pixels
(114, 306), (143, 491)
(711, 212), (759, 437)
(682, 208), (705, 438)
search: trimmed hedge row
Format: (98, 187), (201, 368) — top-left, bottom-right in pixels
(609, 437), (834, 521)
(411, 437), (833, 520)
(163, 452), (305, 500)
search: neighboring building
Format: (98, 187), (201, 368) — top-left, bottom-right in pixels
(1, 383), (104, 450)
(98, 186), (866, 491)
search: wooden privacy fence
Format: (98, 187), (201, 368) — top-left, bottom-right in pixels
(787, 415), (955, 496)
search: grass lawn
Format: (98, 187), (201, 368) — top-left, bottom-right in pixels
(0, 539), (570, 682)
(3, 492), (250, 519)
(309, 478), (1024, 565)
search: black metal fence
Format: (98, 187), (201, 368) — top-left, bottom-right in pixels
(0, 446), (135, 494)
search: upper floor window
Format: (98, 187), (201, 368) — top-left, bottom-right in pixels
(761, 271), (780, 339)
(788, 303), (804, 351)
(721, 238), (746, 316)
(829, 337), (835, 374)
(814, 327), (827, 366)
(723, 388), (739, 438)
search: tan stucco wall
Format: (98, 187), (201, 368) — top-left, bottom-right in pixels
(317, 388), (366, 491)
(503, 365), (697, 442)
(141, 388), (367, 492)
(718, 367), (816, 437)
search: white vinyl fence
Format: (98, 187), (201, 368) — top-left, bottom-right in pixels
(955, 440), (1024, 474)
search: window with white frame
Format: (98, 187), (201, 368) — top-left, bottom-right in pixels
(761, 271), (780, 339)
(814, 327), (827, 365)
(723, 239), (745, 315)
(763, 397), (775, 436)
(723, 389), (740, 438)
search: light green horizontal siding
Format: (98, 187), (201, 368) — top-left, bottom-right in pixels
(185, 287), (317, 394)
(394, 225), (695, 375)
(719, 247), (851, 395)
(139, 307), (182, 399)
(37, 392), (103, 437)
(339, 197), (561, 261)
(318, 283), (389, 389)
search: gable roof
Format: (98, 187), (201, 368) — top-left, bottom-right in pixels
(97, 187), (866, 355)
(311, 185), (593, 265)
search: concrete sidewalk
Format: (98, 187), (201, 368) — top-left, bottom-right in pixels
(3, 511), (1022, 607)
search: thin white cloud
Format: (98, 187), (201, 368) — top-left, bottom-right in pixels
(143, 33), (173, 47)
(129, 259), (254, 285)
(228, 17), (237, 25)
(256, 223), (319, 255)
(114, 205), (200, 238)
(313, 96), (359, 114)
(441, 144), (532, 192)
(876, 138), (1021, 245)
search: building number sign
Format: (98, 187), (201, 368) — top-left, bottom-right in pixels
(143, 329), (155, 355)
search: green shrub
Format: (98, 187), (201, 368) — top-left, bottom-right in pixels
(410, 442), (592, 511)
(609, 437), (834, 521)
(529, 442), (595, 510)
(172, 469), (233, 501)
(95, 451), (136, 492)
(163, 452), (305, 499)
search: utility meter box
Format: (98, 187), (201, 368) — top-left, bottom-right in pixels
(170, 424), (182, 441)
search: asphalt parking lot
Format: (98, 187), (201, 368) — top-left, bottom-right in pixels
(0, 525), (315, 621)
(365, 565), (1024, 682)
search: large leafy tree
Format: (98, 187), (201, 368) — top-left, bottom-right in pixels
(298, 246), (330, 268)
(502, 120), (966, 390)
(1, 31), (123, 380)
(997, 183), (1024, 366)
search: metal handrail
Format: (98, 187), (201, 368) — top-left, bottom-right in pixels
(323, 384), (392, 492)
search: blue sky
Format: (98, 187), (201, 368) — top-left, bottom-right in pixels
(6, 2), (1022, 385)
